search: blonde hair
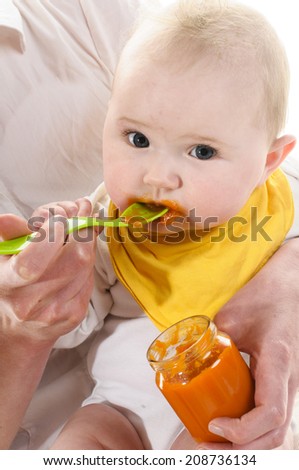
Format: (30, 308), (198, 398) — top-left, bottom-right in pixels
(121, 0), (290, 144)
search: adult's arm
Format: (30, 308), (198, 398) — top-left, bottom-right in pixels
(211, 237), (299, 449)
(0, 210), (97, 449)
(172, 237), (299, 449)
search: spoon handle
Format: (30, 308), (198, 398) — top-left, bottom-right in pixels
(0, 234), (35, 255)
(0, 202), (170, 256)
(0, 216), (128, 255)
(67, 216), (128, 233)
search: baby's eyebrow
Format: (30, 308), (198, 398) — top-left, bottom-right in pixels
(117, 117), (229, 147)
(118, 117), (152, 129)
(179, 132), (225, 146)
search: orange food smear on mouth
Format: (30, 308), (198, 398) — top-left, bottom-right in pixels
(131, 199), (185, 225)
(159, 208), (182, 225)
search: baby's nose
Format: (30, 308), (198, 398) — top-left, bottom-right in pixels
(143, 161), (181, 190)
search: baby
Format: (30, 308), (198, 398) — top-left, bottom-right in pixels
(31, 0), (296, 449)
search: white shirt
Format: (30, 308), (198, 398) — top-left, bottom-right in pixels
(0, 0), (24, 49)
(1, 0), (299, 450)
(0, 0), (139, 216)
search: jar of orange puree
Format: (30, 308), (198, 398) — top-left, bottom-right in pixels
(147, 315), (254, 443)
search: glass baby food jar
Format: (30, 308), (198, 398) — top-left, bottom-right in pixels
(147, 315), (254, 442)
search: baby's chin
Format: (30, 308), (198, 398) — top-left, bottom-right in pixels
(142, 216), (189, 238)
(144, 214), (229, 239)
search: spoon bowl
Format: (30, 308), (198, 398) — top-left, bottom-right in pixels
(0, 203), (168, 255)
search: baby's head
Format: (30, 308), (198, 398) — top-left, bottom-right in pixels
(103, 0), (295, 231)
(120, 0), (290, 143)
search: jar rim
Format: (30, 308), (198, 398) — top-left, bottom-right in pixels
(146, 315), (213, 366)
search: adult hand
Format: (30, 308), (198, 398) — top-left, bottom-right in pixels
(171, 238), (299, 450)
(0, 199), (98, 448)
(0, 198), (96, 342)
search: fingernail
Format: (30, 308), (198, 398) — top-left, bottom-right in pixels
(17, 264), (37, 281)
(208, 423), (225, 437)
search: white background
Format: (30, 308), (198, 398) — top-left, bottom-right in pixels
(161, 0), (298, 136)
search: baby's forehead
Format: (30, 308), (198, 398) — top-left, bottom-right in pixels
(112, 39), (266, 142)
(120, 14), (261, 77)
(113, 48), (263, 130)
(116, 36), (259, 93)
(114, 0), (289, 143)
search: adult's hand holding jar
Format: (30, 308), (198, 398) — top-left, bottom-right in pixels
(171, 238), (299, 450)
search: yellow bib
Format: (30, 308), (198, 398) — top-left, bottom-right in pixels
(107, 169), (293, 331)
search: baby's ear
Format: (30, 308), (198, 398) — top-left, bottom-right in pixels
(260, 135), (296, 183)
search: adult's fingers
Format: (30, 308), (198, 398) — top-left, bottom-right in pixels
(1, 216), (68, 288)
(75, 197), (92, 216)
(208, 357), (290, 447)
(28, 269), (95, 335)
(0, 214), (29, 240)
(34, 227), (97, 305)
(3, 225), (96, 329)
(30, 198), (92, 221)
(31, 201), (77, 219)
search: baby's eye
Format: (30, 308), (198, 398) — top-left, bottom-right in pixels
(190, 145), (215, 160)
(128, 132), (150, 148)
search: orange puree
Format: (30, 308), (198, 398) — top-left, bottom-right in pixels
(147, 316), (255, 443)
(157, 341), (254, 442)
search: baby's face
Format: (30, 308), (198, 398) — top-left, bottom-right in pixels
(103, 54), (270, 233)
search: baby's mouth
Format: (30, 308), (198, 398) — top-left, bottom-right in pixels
(137, 199), (185, 225)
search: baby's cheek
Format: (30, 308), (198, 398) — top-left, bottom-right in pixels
(104, 178), (125, 211)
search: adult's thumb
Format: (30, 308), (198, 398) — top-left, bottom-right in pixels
(0, 214), (29, 240)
